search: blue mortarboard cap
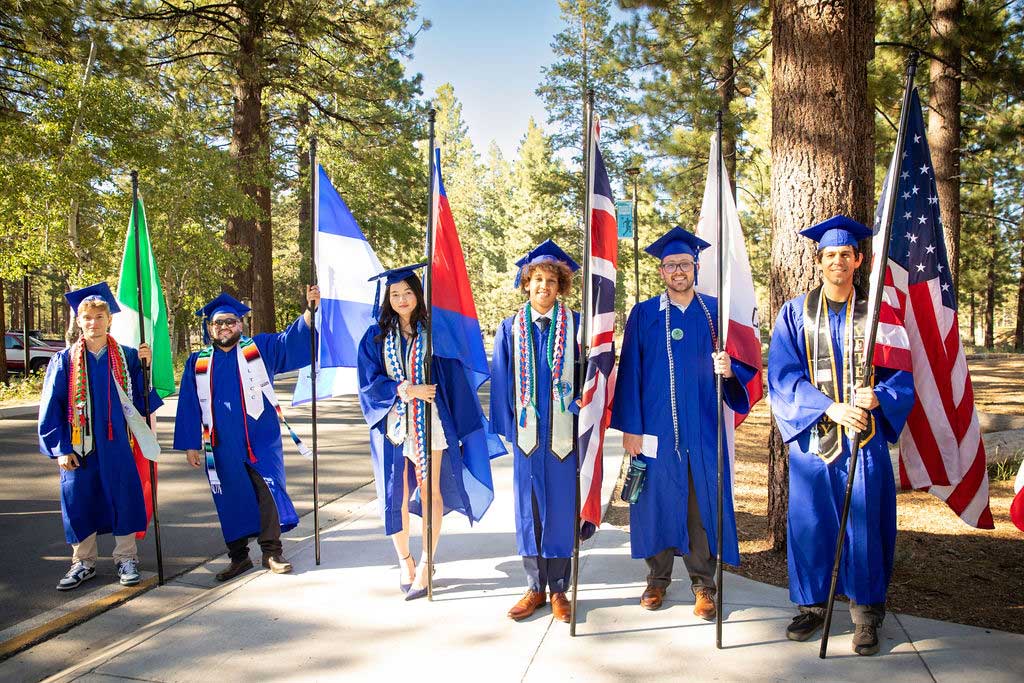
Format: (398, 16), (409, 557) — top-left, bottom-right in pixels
(196, 292), (250, 321)
(644, 226), (711, 260)
(799, 215), (872, 249)
(513, 240), (580, 288)
(368, 262), (426, 318)
(66, 282), (121, 315)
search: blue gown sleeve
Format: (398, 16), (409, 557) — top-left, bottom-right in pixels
(173, 354), (203, 451)
(610, 304), (644, 435)
(254, 314), (312, 376)
(38, 352), (72, 457)
(767, 300), (834, 444)
(356, 326), (399, 429)
(723, 359), (755, 415)
(124, 346), (164, 415)
(871, 367), (915, 443)
(488, 318), (516, 442)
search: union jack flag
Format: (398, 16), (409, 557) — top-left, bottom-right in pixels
(578, 117), (617, 526)
(872, 88), (993, 529)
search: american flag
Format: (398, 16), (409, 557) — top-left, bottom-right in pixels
(578, 116), (617, 526)
(874, 88), (994, 529)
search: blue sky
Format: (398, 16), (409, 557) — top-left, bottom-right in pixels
(405, 0), (573, 159)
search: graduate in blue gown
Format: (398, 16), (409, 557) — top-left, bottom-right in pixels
(490, 240), (582, 624)
(39, 282), (162, 591)
(174, 288), (319, 581)
(611, 227), (755, 620)
(767, 216), (914, 655)
(357, 264), (497, 601)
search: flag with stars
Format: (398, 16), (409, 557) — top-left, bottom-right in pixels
(872, 88), (993, 529)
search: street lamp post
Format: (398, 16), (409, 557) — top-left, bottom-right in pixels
(625, 166), (641, 306)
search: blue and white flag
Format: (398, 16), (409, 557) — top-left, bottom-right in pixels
(293, 165), (382, 404)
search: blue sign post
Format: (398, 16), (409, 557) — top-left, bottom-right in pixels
(616, 200), (634, 239)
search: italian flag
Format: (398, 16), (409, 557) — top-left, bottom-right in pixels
(111, 195), (175, 398)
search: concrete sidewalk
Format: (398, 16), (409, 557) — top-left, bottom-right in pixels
(3, 449), (1022, 683)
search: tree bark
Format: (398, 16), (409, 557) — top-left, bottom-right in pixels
(768, 0), (875, 550)
(1016, 220), (1024, 351)
(927, 0), (962, 290)
(984, 188), (997, 349)
(225, 7), (274, 333)
(0, 281), (8, 384)
(714, 1), (738, 187)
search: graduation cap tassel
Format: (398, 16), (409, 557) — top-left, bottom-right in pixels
(309, 137), (322, 567)
(819, 52), (919, 660)
(569, 88), (596, 637)
(714, 110), (726, 650)
(424, 108), (437, 602)
(131, 170), (164, 586)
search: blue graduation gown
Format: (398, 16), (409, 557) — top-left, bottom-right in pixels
(356, 324), (496, 535)
(173, 316), (311, 544)
(610, 295), (752, 564)
(767, 294), (914, 606)
(38, 345), (163, 543)
(489, 311), (580, 559)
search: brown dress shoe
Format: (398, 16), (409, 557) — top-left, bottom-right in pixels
(507, 590), (546, 621)
(262, 554), (293, 574)
(640, 585), (666, 610)
(216, 557), (254, 582)
(693, 587), (716, 621)
(550, 592), (571, 623)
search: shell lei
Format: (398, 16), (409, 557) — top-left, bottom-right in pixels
(385, 324), (428, 485)
(516, 301), (570, 425)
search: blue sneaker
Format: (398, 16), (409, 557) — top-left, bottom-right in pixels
(117, 558), (141, 586)
(56, 562), (96, 591)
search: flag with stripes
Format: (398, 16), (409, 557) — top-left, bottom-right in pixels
(293, 165), (382, 404)
(578, 117), (617, 526)
(874, 89), (993, 529)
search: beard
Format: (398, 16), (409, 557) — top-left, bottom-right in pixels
(214, 330), (242, 349)
(665, 276), (693, 295)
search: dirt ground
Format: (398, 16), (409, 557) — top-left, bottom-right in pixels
(604, 356), (1024, 634)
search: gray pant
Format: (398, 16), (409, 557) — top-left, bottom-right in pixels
(644, 473), (716, 593)
(800, 601), (886, 626)
(522, 490), (571, 593)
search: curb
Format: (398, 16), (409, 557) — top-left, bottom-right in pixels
(0, 404), (37, 419)
(0, 481), (376, 663)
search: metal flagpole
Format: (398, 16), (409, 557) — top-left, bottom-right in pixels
(569, 87), (596, 637)
(714, 110), (725, 649)
(424, 109), (437, 601)
(309, 137), (321, 566)
(819, 52), (918, 659)
(130, 170), (163, 586)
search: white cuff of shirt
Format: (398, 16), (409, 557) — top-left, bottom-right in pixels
(397, 380), (411, 403)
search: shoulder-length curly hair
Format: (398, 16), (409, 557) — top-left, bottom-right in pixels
(519, 259), (574, 298)
(374, 273), (428, 342)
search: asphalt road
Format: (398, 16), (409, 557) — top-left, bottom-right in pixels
(0, 378), (377, 634)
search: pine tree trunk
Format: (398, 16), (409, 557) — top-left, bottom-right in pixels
(985, 195), (997, 349)
(1016, 220), (1024, 351)
(714, 2), (738, 186)
(768, 0), (875, 550)
(927, 0), (962, 289)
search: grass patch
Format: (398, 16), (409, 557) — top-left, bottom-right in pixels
(988, 453), (1024, 482)
(0, 370), (46, 406)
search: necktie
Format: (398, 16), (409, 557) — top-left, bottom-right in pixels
(538, 317), (551, 333)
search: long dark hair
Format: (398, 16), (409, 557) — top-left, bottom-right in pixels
(374, 273), (428, 342)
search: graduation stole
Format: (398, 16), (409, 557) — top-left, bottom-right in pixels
(803, 285), (876, 464)
(662, 293), (718, 460)
(194, 337), (311, 494)
(68, 335), (129, 456)
(512, 301), (575, 460)
(382, 323), (429, 485)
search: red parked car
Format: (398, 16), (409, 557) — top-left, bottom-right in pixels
(4, 332), (64, 374)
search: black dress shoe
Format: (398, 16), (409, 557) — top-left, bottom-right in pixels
(216, 557), (254, 582)
(786, 611), (825, 641)
(262, 554), (293, 574)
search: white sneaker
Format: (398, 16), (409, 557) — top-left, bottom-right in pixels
(57, 562), (96, 591)
(116, 558), (141, 586)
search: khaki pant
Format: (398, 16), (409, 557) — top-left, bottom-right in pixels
(72, 532), (138, 567)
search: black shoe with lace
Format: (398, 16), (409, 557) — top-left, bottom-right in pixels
(786, 611), (825, 641)
(853, 623), (880, 655)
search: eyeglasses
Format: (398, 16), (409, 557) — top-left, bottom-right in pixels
(210, 318), (241, 328)
(660, 261), (695, 274)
